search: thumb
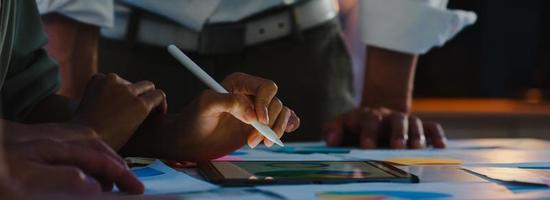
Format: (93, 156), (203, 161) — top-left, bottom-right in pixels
(322, 116), (344, 147)
(197, 90), (258, 124)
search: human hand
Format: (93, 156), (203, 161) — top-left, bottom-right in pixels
(162, 73), (300, 161)
(74, 73), (167, 150)
(0, 182), (177, 200)
(5, 138), (144, 194)
(323, 107), (446, 149)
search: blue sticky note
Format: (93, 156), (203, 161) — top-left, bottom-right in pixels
(133, 167), (165, 177)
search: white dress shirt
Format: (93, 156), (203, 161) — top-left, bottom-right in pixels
(36, 0), (476, 54)
(36, 0), (114, 28)
(360, 0), (477, 54)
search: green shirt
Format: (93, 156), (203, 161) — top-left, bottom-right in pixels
(0, 0), (60, 121)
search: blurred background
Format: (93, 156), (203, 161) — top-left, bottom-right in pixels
(337, 0), (550, 140)
(88, 0), (550, 140)
(412, 0), (550, 139)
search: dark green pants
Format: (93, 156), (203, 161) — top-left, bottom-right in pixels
(99, 19), (355, 141)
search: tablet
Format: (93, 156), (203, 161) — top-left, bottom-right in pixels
(198, 161), (419, 186)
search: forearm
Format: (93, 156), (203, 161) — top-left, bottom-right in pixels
(42, 14), (99, 99)
(361, 45), (418, 113)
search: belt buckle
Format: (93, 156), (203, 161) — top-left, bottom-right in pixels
(199, 23), (245, 54)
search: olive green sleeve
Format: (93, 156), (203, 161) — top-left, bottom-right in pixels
(1, 0), (60, 121)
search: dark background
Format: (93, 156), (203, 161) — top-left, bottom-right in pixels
(415, 0), (550, 99)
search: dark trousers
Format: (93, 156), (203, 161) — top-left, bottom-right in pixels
(99, 19), (355, 141)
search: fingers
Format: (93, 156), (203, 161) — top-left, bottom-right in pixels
(322, 116), (345, 147)
(286, 110), (300, 132)
(139, 89), (167, 114)
(37, 140), (143, 194)
(247, 131), (263, 149)
(407, 116), (426, 149)
(197, 90), (257, 124)
(222, 72), (278, 125)
(30, 166), (102, 194)
(131, 81), (155, 96)
(423, 122), (447, 148)
(264, 107), (292, 147)
(68, 139), (127, 169)
(267, 98), (284, 127)
(388, 113), (408, 149)
(359, 110), (383, 149)
(262, 98), (284, 147)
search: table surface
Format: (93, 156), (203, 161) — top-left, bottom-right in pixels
(165, 138), (550, 199)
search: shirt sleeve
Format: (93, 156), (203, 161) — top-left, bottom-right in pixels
(359, 0), (477, 54)
(35, 0), (114, 28)
(1, 0), (60, 122)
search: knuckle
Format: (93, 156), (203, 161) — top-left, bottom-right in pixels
(225, 72), (248, 83)
(282, 107), (291, 116)
(232, 94), (249, 106)
(62, 167), (87, 184)
(360, 110), (382, 123)
(142, 80), (156, 89)
(231, 72), (247, 79)
(263, 81), (278, 93)
(391, 112), (407, 120)
(124, 84), (135, 93)
(157, 89), (167, 98)
(105, 73), (119, 82)
(271, 97), (283, 109)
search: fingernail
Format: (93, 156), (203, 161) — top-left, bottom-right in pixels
(265, 139), (273, 148)
(262, 107), (269, 124)
(286, 123), (295, 132)
(411, 140), (425, 149)
(392, 139), (406, 149)
(249, 135), (263, 149)
(83, 176), (102, 193)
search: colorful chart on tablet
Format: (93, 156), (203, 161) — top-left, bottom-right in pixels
(214, 161), (394, 179)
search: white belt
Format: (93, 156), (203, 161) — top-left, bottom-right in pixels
(102, 0), (338, 53)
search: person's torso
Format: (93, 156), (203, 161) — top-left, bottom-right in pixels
(120, 0), (307, 31)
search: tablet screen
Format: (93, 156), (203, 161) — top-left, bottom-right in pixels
(211, 161), (396, 180)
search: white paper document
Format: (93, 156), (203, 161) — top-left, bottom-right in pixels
(343, 149), (550, 165)
(463, 167), (550, 186)
(133, 160), (219, 195)
(257, 182), (514, 200)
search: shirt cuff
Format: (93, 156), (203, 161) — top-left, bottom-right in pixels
(36, 0), (115, 28)
(359, 0), (477, 54)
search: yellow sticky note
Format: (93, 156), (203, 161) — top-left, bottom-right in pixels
(385, 157), (463, 165)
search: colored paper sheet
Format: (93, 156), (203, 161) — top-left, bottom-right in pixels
(385, 157), (462, 165)
(344, 149), (550, 165)
(463, 167), (550, 186)
(132, 160), (219, 195)
(216, 149), (342, 161)
(256, 182), (514, 200)
(270, 146), (351, 154)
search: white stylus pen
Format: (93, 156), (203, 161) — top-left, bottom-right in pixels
(167, 45), (284, 147)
